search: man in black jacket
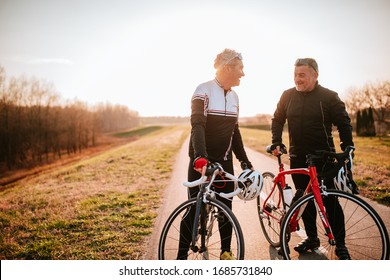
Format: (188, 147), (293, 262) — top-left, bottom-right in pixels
(271, 58), (354, 260)
(177, 49), (253, 260)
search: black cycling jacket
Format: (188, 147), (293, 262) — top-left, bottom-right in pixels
(189, 79), (252, 168)
(272, 83), (354, 159)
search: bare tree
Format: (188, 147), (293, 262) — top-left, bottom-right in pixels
(345, 80), (390, 135)
(0, 66), (140, 171)
(94, 102), (140, 133)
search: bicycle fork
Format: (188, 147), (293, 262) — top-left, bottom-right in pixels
(313, 180), (336, 245)
(289, 178), (336, 246)
(191, 188), (208, 254)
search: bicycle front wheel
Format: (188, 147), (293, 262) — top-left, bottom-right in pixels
(257, 172), (284, 247)
(280, 190), (389, 260)
(158, 197), (245, 260)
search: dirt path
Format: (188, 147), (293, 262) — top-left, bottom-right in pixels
(143, 137), (287, 260)
(144, 137), (390, 260)
(143, 137), (190, 260)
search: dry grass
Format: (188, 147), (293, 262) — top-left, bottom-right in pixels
(0, 125), (190, 259)
(1, 123), (387, 260)
(348, 136), (390, 205)
(240, 127), (390, 206)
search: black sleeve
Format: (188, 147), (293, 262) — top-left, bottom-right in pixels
(271, 91), (288, 145)
(190, 98), (208, 158)
(232, 123), (253, 169)
(330, 93), (354, 150)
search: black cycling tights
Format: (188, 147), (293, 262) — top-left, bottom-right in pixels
(290, 159), (346, 245)
(177, 159), (235, 259)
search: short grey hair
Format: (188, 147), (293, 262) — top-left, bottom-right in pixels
(295, 58), (319, 74)
(214, 48), (242, 69)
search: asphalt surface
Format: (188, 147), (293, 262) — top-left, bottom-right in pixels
(143, 137), (390, 260)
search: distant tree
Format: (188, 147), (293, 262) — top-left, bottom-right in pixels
(356, 110), (362, 136)
(356, 108), (376, 136)
(94, 102), (139, 133)
(345, 80), (389, 135)
(361, 109), (368, 136)
(367, 107), (376, 136)
(0, 65), (140, 171)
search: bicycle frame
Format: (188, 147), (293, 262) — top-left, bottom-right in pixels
(191, 183), (209, 253)
(262, 154), (336, 245)
(186, 165), (245, 255)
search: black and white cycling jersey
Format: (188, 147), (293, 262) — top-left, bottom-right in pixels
(189, 79), (252, 168)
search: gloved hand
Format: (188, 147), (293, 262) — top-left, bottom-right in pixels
(269, 143), (287, 156)
(193, 157), (208, 174)
(240, 161), (253, 170)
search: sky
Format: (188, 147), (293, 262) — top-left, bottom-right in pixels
(0, 0), (389, 117)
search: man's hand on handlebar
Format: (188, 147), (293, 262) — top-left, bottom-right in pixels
(240, 161), (254, 171)
(193, 157), (208, 176)
(268, 143), (287, 157)
(272, 146), (282, 156)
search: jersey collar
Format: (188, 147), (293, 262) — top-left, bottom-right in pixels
(214, 78), (231, 92)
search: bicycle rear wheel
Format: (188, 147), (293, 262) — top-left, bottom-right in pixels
(257, 172), (284, 247)
(158, 197), (245, 260)
(280, 190), (389, 260)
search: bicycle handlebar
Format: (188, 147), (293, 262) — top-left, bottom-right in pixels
(312, 146), (354, 159)
(266, 144), (288, 155)
(182, 163), (243, 199)
(266, 144), (355, 168)
(219, 185), (242, 199)
(308, 146), (355, 169)
(183, 176), (208, 188)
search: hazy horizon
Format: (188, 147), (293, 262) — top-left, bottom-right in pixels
(1, 0), (389, 117)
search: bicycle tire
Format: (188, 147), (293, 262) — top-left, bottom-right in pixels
(158, 197), (245, 260)
(257, 172), (285, 247)
(280, 190), (390, 260)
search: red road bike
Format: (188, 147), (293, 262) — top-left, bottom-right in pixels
(257, 146), (389, 260)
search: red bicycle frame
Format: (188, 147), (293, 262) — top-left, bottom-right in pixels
(263, 155), (336, 243)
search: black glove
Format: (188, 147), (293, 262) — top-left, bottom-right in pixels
(240, 161), (253, 170)
(267, 143), (287, 154)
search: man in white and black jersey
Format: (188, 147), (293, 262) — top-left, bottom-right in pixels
(177, 49), (253, 260)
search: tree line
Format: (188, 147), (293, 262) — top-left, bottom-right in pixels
(356, 107), (376, 136)
(0, 66), (139, 170)
(345, 80), (390, 136)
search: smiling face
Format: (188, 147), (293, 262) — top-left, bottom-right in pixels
(226, 59), (245, 88)
(217, 58), (245, 90)
(294, 65), (318, 92)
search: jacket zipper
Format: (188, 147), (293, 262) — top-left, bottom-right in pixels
(224, 90), (228, 116)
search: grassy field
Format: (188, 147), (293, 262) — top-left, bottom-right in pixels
(240, 127), (390, 206)
(110, 126), (163, 138)
(0, 124), (388, 260)
(0, 125), (189, 259)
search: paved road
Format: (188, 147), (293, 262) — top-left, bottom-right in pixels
(143, 137), (390, 260)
